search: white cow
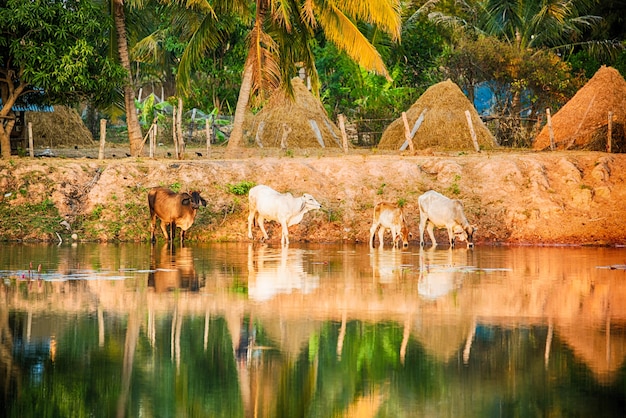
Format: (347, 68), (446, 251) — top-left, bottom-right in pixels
(247, 185), (321, 245)
(369, 202), (411, 249)
(418, 190), (476, 248)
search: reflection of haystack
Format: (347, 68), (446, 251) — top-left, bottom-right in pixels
(533, 66), (626, 152)
(25, 105), (94, 147)
(247, 78), (342, 148)
(379, 80), (496, 150)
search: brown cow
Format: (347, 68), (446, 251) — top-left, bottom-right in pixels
(369, 202), (411, 249)
(148, 187), (206, 244)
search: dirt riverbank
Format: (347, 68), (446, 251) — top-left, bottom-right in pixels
(1, 147), (625, 246)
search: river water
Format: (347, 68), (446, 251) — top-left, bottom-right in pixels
(1, 242), (626, 417)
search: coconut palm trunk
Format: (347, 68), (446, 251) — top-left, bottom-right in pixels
(113, 0), (143, 157)
(226, 62), (254, 156)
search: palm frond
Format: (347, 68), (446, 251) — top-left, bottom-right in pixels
(247, 21), (281, 101)
(176, 12), (225, 94)
(131, 30), (165, 63)
(316, 3), (389, 77)
(328, 0), (401, 40)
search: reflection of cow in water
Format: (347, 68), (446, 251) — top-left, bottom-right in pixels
(417, 247), (467, 300)
(247, 244), (319, 301)
(148, 245), (200, 292)
(370, 247), (406, 284)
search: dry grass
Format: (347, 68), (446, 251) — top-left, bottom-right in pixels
(245, 77), (343, 149)
(378, 79), (497, 151)
(25, 105), (95, 148)
(533, 66), (626, 152)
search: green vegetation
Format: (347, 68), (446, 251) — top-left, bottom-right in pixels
(447, 175), (462, 196)
(226, 181), (255, 196)
(0, 198), (63, 240)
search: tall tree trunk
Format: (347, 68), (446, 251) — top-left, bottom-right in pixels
(0, 125), (12, 159)
(113, 0), (143, 157)
(225, 62), (254, 157)
(1, 77), (26, 159)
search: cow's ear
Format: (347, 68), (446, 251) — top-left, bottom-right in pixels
(182, 197), (191, 206)
(201, 197), (207, 207)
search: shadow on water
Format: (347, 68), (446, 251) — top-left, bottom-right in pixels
(1, 242), (626, 417)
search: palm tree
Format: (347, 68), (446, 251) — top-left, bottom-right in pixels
(161, 0), (401, 154)
(112, 0), (144, 157)
(226, 0), (402, 153)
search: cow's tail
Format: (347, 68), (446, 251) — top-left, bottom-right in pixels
(148, 190), (157, 216)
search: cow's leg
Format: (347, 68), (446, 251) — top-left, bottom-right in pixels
(426, 222), (437, 246)
(369, 222), (379, 248)
(247, 210), (256, 240)
(257, 216), (269, 241)
(378, 227), (386, 249)
(391, 226), (400, 248)
(419, 215), (427, 247)
(160, 220), (169, 241)
(446, 226), (455, 248)
(280, 220), (289, 246)
(150, 214), (158, 244)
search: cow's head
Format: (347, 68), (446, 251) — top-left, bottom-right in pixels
(302, 194), (321, 211)
(454, 224), (476, 248)
(395, 225), (412, 248)
(182, 191), (207, 209)
(190, 191), (207, 209)
(465, 225), (477, 248)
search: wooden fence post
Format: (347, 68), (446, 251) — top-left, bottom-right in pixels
(205, 118), (212, 156)
(464, 110), (480, 152)
(546, 108), (555, 151)
(28, 122), (34, 158)
(177, 97), (184, 159)
(98, 119), (107, 160)
(172, 105), (179, 158)
(606, 110), (613, 152)
(401, 112), (415, 152)
(338, 114), (349, 153)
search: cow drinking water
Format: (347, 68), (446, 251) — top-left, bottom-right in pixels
(369, 202), (411, 249)
(418, 190), (476, 248)
(148, 187), (207, 245)
(247, 185), (321, 245)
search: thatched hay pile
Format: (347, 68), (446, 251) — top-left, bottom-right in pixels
(25, 105), (94, 147)
(378, 80), (496, 150)
(533, 66), (626, 152)
(378, 79), (496, 151)
(246, 77), (342, 149)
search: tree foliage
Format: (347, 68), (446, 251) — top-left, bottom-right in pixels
(0, 0), (125, 157)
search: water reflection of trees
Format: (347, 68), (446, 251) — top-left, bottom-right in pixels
(2, 244), (626, 416)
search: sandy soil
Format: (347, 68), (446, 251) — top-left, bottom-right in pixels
(1, 146), (626, 246)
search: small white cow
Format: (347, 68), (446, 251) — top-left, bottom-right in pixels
(418, 190), (476, 248)
(248, 185), (321, 245)
(369, 202), (411, 249)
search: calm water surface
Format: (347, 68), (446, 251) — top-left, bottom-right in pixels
(1, 242), (626, 417)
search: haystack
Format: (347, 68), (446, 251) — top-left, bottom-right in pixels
(378, 79), (496, 150)
(247, 77), (342, 148)
(25, 105), (94, 147)
(533, 66), (626, 152)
